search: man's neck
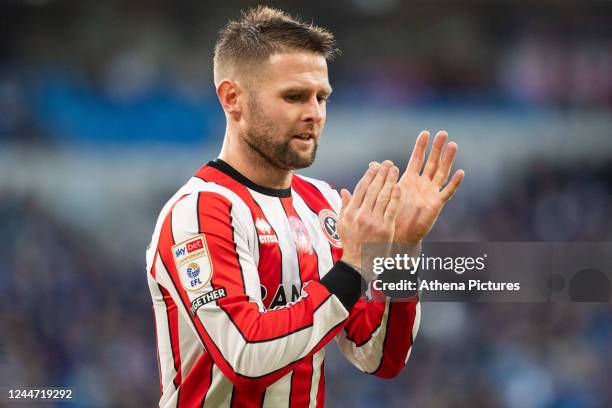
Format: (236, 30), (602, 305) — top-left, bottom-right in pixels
(218, 134), (293, 190)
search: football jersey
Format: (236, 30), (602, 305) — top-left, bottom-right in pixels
(146, 159), (421, 408)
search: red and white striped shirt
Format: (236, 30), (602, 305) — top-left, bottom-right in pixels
(146, 159), (421, 408)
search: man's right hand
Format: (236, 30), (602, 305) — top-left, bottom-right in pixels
(338, 160), (401, 282)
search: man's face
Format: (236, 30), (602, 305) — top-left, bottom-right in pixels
(240, 52), (332, 170)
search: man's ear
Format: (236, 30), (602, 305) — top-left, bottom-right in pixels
(216, 79), (242, 121)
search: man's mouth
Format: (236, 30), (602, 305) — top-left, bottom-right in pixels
(293, 133), (314, 141)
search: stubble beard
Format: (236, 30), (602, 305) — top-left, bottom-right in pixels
(243, 96), (318, 171)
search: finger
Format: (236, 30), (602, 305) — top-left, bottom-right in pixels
(340, 188), (352, 213)
(373, 165), (399, 217)
(383, 184), (402, 224)
(433, 141), (458, 187)
(440, 169), (465, 202)
(423, 131), (448, 179)
(405, 130), (429, 175)
(350, 164), (379, 209)
(363, 162), (392, 211)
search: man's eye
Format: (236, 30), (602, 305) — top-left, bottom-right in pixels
(317, 96), (329, 103)
(285, 95), (301, 102)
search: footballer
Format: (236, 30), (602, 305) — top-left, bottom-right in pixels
(146, 6), (463, 407)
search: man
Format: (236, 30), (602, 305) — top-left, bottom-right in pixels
(146, 6), (463, 407)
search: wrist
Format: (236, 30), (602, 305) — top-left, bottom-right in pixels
(393, 238), (422, 245)
(339, 258), (377, 283)
(339, 257), (361, 272)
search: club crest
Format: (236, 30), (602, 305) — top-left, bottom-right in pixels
(318, 209), (342, 248)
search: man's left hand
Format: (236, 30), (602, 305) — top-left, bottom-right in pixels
(391, 130), (465, 243)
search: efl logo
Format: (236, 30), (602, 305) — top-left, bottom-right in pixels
(187, 238), (204, 253)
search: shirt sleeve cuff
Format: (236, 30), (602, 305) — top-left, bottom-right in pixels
(319, 261), (366, 310)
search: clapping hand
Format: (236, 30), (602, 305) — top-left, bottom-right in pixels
(392, 130), (464, 243)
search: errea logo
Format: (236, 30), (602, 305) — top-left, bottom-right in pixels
(255, 218), (272, 234)
(255, 217), (278, 244)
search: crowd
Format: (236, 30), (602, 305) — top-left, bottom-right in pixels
(1, 1), (611, 145)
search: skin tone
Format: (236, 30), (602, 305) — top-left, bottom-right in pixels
(216, 52), (331, 189)
(215, 51), (464, 273)
(337, 161), (402, 273)
(394, 130), (465, 243)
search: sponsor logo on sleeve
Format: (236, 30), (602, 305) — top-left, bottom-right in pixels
(190, 288), (227, 315)
(172, 234), (213, 291)
(187, 238), (204, 253)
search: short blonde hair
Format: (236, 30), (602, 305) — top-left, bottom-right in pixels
(213, 6), (339, 84)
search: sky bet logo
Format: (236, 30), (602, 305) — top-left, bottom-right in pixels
(187, 238), (204, 253)
(175, 237), (203, 259)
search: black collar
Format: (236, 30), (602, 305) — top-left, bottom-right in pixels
(207, 159), (292, 198)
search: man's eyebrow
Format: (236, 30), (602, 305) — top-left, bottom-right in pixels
(281, 86), (333, 95)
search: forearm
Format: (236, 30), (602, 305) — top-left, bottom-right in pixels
(336, 294), (420, 378)
(184, 261), (365, 389)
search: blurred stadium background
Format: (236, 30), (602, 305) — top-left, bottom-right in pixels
(1, 0), (611, 406)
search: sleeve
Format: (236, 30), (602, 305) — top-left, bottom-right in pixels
(335, 288), (421, 378)
(153, 190), (364, 390)
(319, 183), (421, 378)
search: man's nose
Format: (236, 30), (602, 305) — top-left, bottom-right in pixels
(301, 97), (324, 123)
